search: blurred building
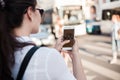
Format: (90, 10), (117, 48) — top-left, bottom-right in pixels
(99, 0), (120, 34)
(82, 0), (120, 20)
(37, 0), (120, 35)
(99, 0), (120, 20)
(37, 0), (54, 10)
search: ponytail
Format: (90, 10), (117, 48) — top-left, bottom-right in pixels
(0, 7), (16, 79)
(0, 0), (36, 79)
(0, 1), (18, 79)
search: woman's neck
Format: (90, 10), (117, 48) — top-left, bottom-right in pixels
(13, 25), (31, 37)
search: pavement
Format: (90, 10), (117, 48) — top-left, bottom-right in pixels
(31, 33), (120, 80)
(67, 34), (120, 80)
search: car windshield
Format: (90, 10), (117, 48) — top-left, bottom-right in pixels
(63, 6), (84, 25)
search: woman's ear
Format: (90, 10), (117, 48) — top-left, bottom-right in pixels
(26, 6), (34, 21)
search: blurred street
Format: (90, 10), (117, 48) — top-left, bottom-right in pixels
(67, 34), (120, 80)
(36, 0), (120, 80)
(31, 30), (120, 80)
(0, 0), (120, 80)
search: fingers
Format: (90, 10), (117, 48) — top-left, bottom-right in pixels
(58, 35), (70, 46)
(72, 38), (79, 53)
(57, 35), (63, 42)
(55, 35), (70, 52)
(73, 38), (78, 46)
(61, 40), (70, 46)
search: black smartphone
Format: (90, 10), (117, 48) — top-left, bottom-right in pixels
(63, 27), (74, 50)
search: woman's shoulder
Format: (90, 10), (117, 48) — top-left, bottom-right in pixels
(36, 46), (60, 56)
(39, 46), (58, 52)
(21, 45), (58, 53)
(34, 46), (63, 63)
(15, 45), (60, 60)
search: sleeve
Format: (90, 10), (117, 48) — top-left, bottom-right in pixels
(47, 49), (76, 80)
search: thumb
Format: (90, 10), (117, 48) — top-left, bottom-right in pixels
(62, 40), (70, 46)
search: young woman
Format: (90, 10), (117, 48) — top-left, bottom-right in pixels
(0, 0), (86, 80)
(110, 14), (120, 64)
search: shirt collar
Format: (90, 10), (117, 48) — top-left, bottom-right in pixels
(16, 36), (33, 43)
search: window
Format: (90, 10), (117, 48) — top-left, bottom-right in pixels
(110, 0), (119, 2)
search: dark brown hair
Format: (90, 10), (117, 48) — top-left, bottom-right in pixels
(0, 0), (36, 79)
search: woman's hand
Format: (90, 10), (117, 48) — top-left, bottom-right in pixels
(60, 38), (86, 80)
(63, 38), (79, 59)
(54, 36), (70, 52)
(54, 36), (80, 60)
(72, 38), (79, 54)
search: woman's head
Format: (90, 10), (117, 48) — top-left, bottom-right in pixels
(1, 0), (43, 35)
(0, 0), (44, 79)
(90, 5), (96, 14)
(112, 14), (120, 23)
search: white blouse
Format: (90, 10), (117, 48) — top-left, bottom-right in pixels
(11, 36), (76, 80)
(113, 22), (120, 40)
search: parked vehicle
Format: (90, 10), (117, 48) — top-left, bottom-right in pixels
(52, 0), (86, 38)
(86, 20), (101, 34)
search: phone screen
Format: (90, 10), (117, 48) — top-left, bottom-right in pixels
(63, 28), (74, 47)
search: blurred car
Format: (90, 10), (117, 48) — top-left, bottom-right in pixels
(86, 20), (101, 34)
(30, 24), (55, 46)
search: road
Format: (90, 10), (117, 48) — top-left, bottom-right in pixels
(67, 34), (120, 80)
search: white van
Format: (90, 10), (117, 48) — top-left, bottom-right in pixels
(52, 0), (86, 38)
